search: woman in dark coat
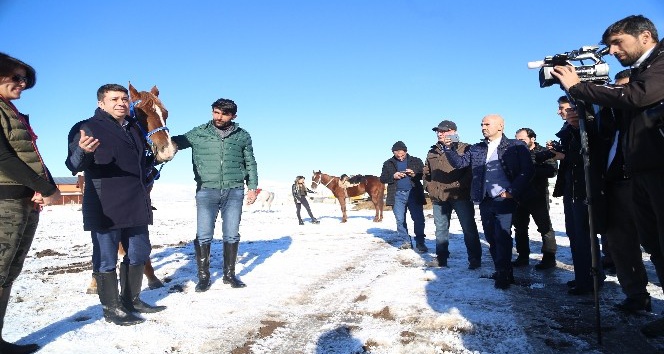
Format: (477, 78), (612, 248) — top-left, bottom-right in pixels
(292, 176), (320, 225)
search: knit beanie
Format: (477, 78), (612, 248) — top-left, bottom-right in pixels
(391, 141), (407, 151)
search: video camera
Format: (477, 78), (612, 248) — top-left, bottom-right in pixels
(528, 45), (610, 88)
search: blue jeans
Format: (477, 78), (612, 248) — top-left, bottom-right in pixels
(91, 225), (151, 272)
(563, 196), (603, 291)
(479, 197), (516, 272)
(392, 190), (425, 243)
(196, 187), (244, 244)
(432, 199), (482, 262)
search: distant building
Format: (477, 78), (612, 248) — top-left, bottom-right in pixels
(53, 175), (84, 205)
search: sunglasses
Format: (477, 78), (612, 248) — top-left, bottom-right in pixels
(11, 75), (29, 85)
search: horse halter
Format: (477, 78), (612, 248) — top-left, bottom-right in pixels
(311, 173), (333, 189)
(129, 97), (169, 184)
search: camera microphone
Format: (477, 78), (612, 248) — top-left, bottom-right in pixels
(527, 60), (545, 69)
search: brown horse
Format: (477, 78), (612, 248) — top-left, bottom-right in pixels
(311, 171), (384, 223)
(86, 83), (174, 294)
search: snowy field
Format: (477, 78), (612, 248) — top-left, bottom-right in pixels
(5, 182), (664, 354)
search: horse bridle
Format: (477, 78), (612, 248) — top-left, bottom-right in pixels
(130, 99), (170, 148)
(311, 173), (334, 190)
(129, 98), (170, 184)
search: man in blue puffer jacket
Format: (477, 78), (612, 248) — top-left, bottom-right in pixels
(172, 98), (258, 293)
(443, 114), (534, 289)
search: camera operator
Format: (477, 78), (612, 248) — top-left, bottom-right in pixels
(551, 15), (664, 334)
(599, 69), (652, 316)
(511, 128), (558, 270)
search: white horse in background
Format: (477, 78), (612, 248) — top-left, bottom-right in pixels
(248, 188), (275, 211)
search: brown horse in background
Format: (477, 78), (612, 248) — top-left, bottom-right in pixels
(311, 171), (384, 223)
(86, 83), (174, 294)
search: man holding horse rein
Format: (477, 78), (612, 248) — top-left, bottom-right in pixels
(66, 84), (166, 326)
(171, 98), (258, 292)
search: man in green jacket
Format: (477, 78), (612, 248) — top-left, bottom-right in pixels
(172, 98), (258, 292)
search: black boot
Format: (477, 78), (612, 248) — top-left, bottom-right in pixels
(311, 218), (320, 224)
(223, 242), (246, 288)
(415, 237), (428, 253)
(511, 254), (529, 267)
(425, 256), (447, 267)
(194, 240), (211, 292)
(534, 252), (556, 270)
(494, 269), (514, 289)
(93, 271), (144, 326)
(120, 263), (166, 313)
(0, 285), (40, 354)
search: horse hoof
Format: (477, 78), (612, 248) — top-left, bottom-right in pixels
(148, 279), (164, 289)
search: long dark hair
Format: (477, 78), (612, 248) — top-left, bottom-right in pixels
(0, 52), (36, 89)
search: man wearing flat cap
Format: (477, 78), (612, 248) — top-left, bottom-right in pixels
(423, 120), (482, 269)
(380, 141), (427, 252)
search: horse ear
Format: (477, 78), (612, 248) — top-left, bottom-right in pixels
(150, 85), (160, 97)
(128, 83), (140, 101)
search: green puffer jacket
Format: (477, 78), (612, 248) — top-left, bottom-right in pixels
(172, 121), (258, 191)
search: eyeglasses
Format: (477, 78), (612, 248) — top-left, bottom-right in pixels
(11, 75), (29, 85)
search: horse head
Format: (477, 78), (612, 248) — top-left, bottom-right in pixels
(128, 83), (176, 162)
(311, 170), (323, 190)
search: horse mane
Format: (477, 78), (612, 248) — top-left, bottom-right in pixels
(348, 175), (365, 184)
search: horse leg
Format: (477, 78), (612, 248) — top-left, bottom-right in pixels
(339, 196), (348, 223)
(144, 260), (163, 289)
(86, 276), (98, 294)
(118, 242), (163, 289)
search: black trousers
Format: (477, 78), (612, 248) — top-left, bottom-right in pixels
(605, 180), (649, 300)
(295, 198), (315, 221)
(512, 193), (556, 256)
(632, 170), (664, 286)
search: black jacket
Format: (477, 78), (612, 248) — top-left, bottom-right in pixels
(551, 119), (609, 233)
(528, 143), (557, 199)
(569, 38), (664, 174)
(379, 154), (426, 206)
(66, 108), (153, 231)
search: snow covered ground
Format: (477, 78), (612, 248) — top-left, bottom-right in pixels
(5, 182), (664, 353)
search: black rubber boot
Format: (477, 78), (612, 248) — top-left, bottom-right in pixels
(223, 242), (246, 288)
(534, 252), (556, 270)
(120, 263), (166, 313)
(0, 285), (40, 354)
(93, 271), (144, 326)
(194, 240), (211, 292)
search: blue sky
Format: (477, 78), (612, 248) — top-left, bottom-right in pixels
(2, 1), (663, 186)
